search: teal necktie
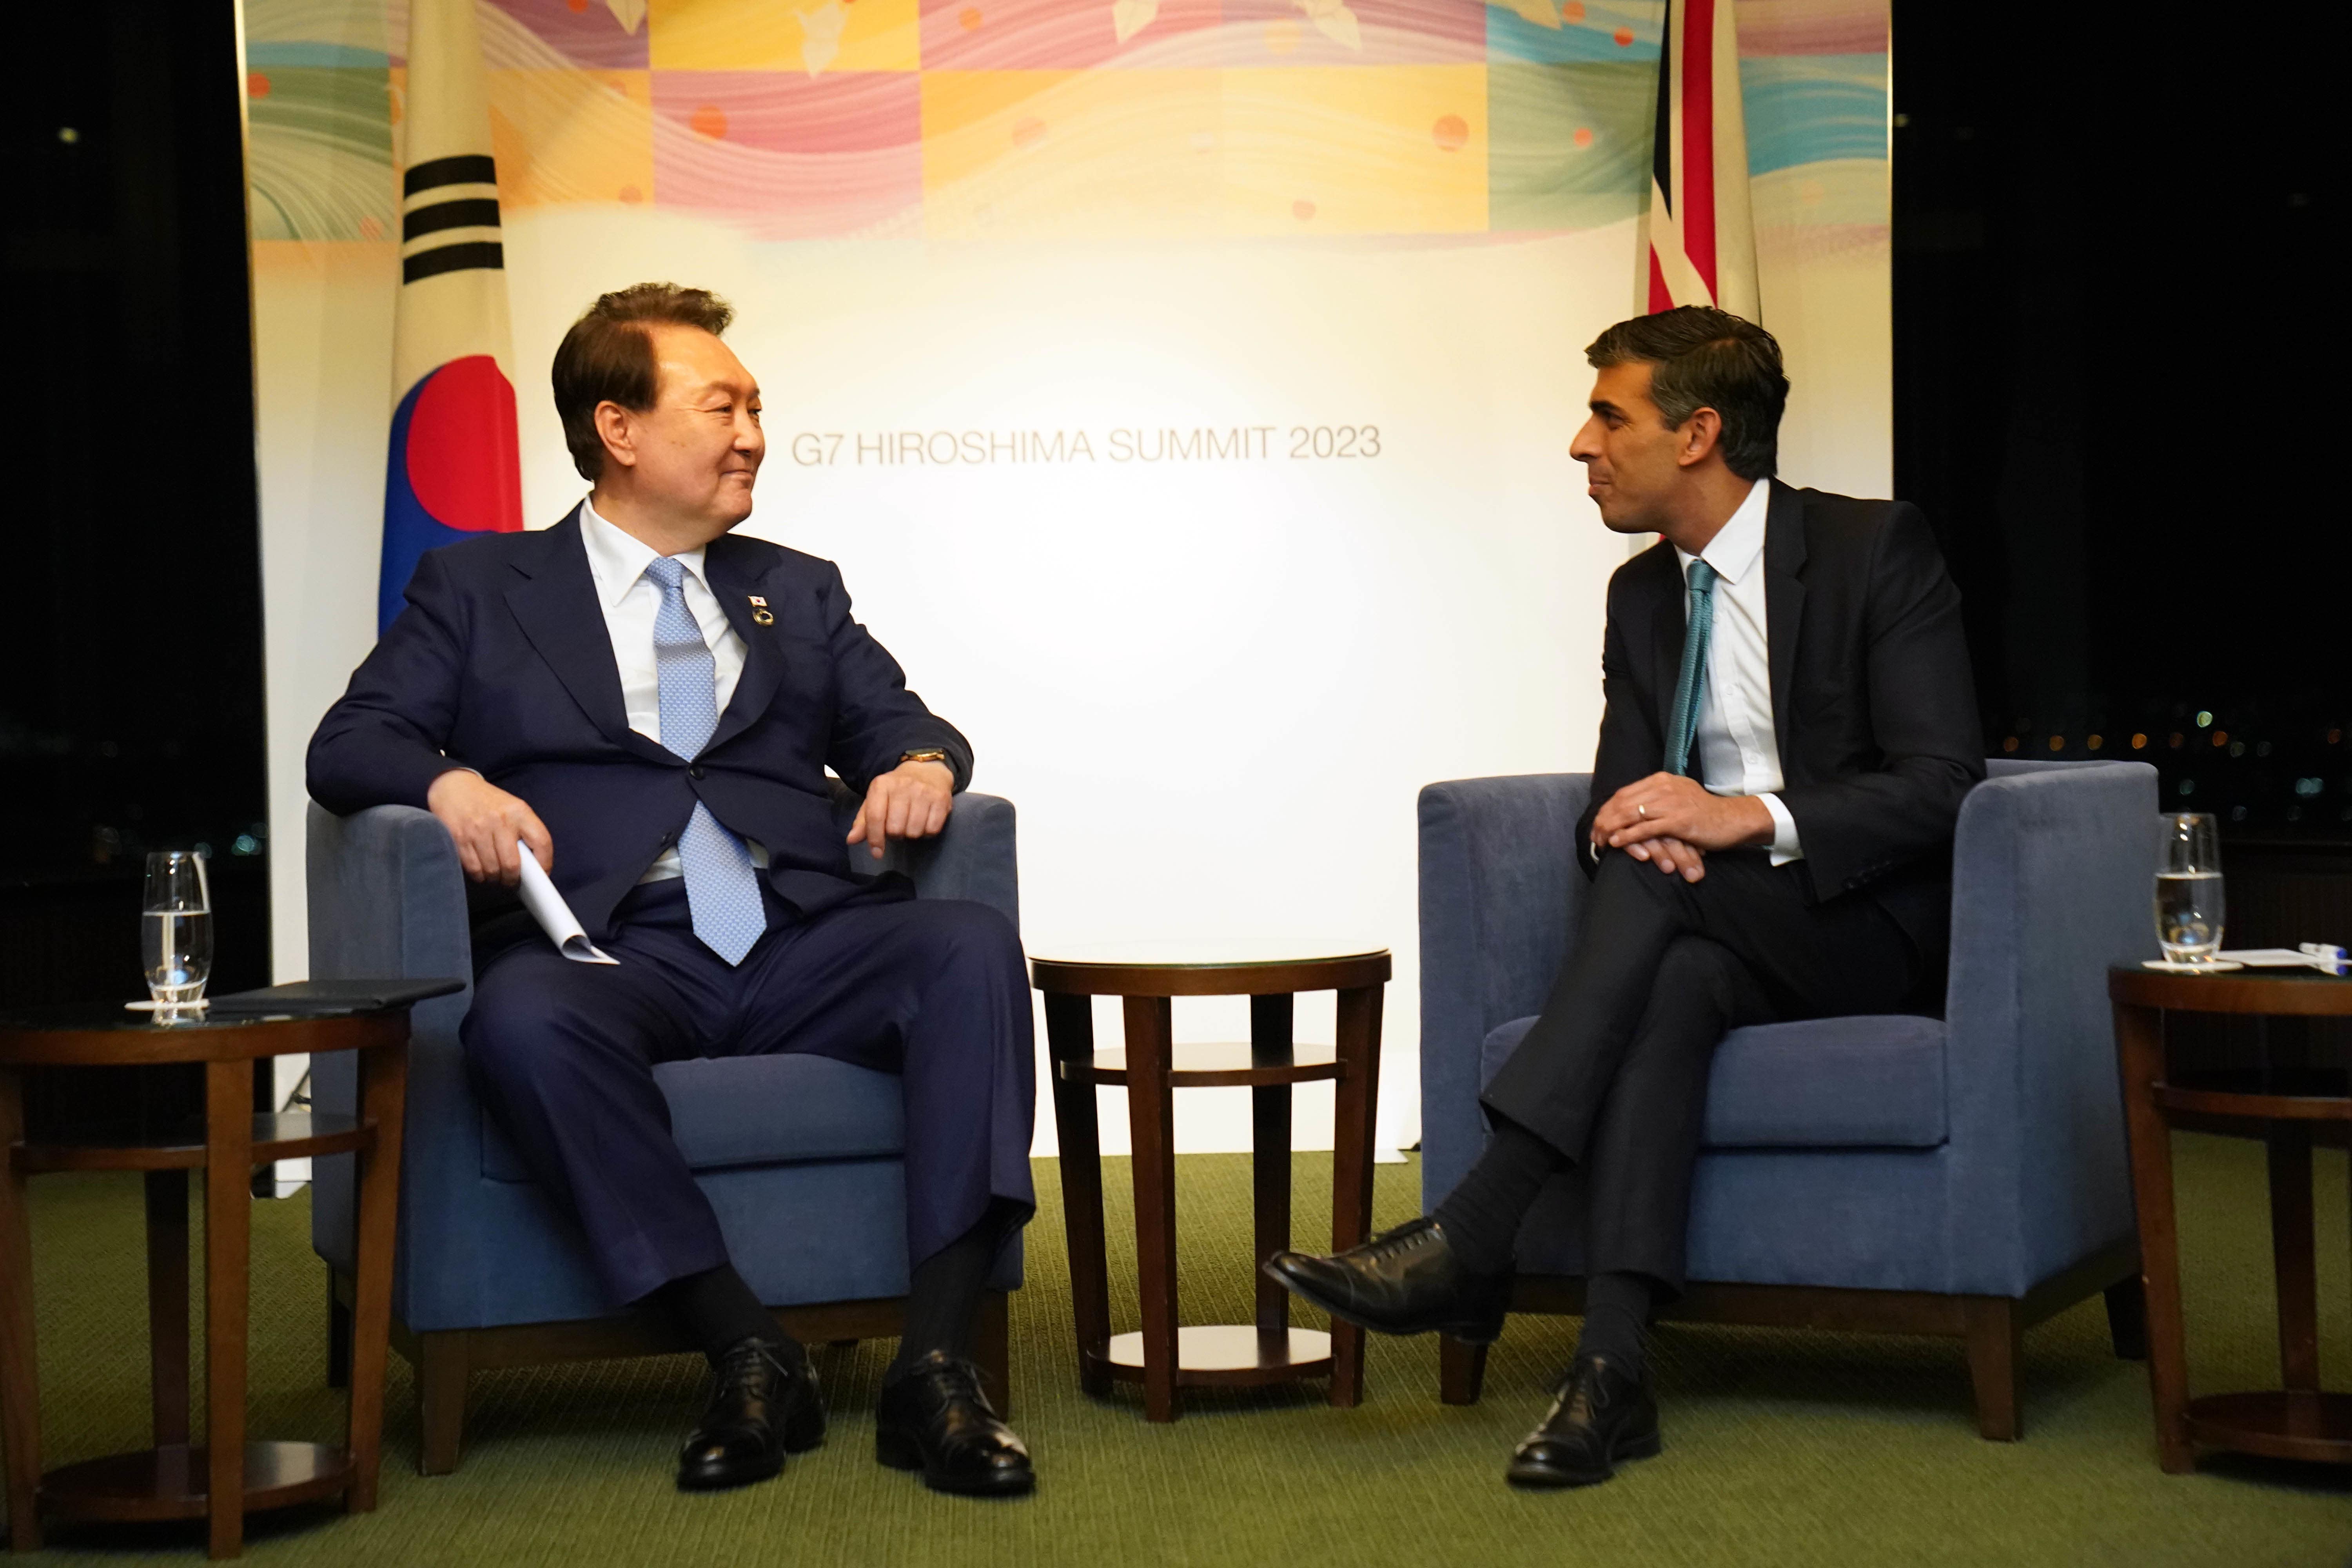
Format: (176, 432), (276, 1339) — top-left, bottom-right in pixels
(1663, 558), (1720, 779)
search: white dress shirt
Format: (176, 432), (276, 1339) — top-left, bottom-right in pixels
(577, 497), (767, 882)
(1673, 478), (1804, 865)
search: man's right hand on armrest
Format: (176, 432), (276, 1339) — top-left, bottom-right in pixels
(427, 769), (554, 887)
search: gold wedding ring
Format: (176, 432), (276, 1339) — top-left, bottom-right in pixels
(1637, 802), (1649, 818)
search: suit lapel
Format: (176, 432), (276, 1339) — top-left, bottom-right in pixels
(503, 508), (674, 766)
(1763, 479), (1808, 752)
(702, 534), (784, 751)
(1646, 546), (1687, 740)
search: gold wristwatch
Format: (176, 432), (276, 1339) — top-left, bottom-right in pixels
(899, 748), (951, 768)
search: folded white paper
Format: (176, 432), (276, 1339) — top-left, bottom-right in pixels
(515, 842), (618, 964)
(2147, 948), (2350, 975)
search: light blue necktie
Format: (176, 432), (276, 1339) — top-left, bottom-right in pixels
(1663, 558), (1720, 779)
(644, 556), (766, 966)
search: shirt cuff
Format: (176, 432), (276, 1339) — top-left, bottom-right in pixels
(1759, 793), (1804, 866)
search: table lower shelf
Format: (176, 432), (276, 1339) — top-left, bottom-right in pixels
(12, 1112), (370, 1173)
(41, 1441), (355, 1523)
(1086, 1326), (1333, 1389)
(1058, 1042), (1343, 1089)
(2185, 1390), (2352, 1465)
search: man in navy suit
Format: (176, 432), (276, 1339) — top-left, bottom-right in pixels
(308, 283), (1035, 1497)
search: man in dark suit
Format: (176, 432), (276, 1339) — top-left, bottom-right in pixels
(1269, 307), (1982, 1488)
(308, 283), (1036, 1497)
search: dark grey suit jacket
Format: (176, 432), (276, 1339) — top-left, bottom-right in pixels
(1574, 480), (1985, 958)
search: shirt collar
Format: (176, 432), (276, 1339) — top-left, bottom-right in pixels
(578, 496), (710, 611)
(1673, 478), (1771, 587)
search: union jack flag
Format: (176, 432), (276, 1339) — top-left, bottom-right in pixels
(1643, 0), (1760, 320)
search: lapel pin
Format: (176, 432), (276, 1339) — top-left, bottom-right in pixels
(748, 595), (774, 626)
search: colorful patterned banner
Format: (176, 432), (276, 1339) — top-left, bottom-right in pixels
(246, 0), (1885, 249)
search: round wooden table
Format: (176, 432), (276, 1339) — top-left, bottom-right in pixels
(1031, 941), (1390, 1422)
(2110, 964), (2352, 1472)
(0, 995), (441, 1557)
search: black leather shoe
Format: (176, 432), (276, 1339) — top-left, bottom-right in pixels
(1506, 1354), (1661, 1489)
(1262, 1217), (1510, 1343)
(876, 1351), (1035, 1497)
(676, 1337), (826, 1492)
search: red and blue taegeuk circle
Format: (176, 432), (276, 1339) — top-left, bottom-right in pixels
(379, 354), (523, 632)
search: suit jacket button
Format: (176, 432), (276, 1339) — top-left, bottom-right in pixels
(688, 764), (706, 780)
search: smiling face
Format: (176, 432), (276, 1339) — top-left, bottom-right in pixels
(594, 323), (765, 545)
(1568, 359), (1695, 535)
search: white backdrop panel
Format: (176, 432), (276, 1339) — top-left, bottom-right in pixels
(505, 212), (1632, 1154)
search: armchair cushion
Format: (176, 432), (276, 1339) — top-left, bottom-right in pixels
(480, 1054), (907, 1181)
(1481, 1013), (1950, 1151)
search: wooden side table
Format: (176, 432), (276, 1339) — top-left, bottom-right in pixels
(2110, 965), (2352, 1472)
(0, 1000), (428, 1557)
(1032, 942), (1390, 1423)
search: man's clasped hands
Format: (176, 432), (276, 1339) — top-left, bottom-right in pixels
(1588, 772), (1778, 883)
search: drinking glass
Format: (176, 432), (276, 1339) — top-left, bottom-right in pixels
(143, 850), (213, 1012)
(2154, 813), (2224, 965)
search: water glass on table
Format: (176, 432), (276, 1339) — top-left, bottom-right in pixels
(142, 849), (212, 1016)
(2154, 812), (2224, 965)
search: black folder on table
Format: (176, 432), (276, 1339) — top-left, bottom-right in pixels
(204, 978), (466, 1017)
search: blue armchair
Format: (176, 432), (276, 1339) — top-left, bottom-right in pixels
(305, 786), (1024, 1474)
(1418, 760), (2156, 1438)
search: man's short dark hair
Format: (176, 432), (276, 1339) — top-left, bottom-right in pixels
(552, 283), (736, 481)
(1585, 307), (1788, 481)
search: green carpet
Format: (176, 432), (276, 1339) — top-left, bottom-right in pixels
(6, 1136), (2348, 1566)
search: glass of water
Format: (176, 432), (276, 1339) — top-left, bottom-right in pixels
(143, 850), (213, 1013)
(2154, 813), (2225, 965)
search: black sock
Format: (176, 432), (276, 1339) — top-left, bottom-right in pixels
(887, 1209), (1006, 1379)
(654, 1264), (788, 1365)
(1574, 1271), (1654, 1376)
(1432, 1119), (1563, 1276)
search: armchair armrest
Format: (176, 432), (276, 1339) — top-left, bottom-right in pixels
(304, 802), (479, 1302)
(829, 782), (1020, 930)
(1942, 760), (2157, 1292)
(1417, 774), (1594, 1208)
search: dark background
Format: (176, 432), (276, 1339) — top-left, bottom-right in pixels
(1892, 0), (2343, 1067)
(1891, 2), (2339, 847)
(0, 7), (2341, 1020)
(3, 2), (269, 1130)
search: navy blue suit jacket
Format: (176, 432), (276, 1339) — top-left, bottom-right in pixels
(307, 507), (973, 942)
